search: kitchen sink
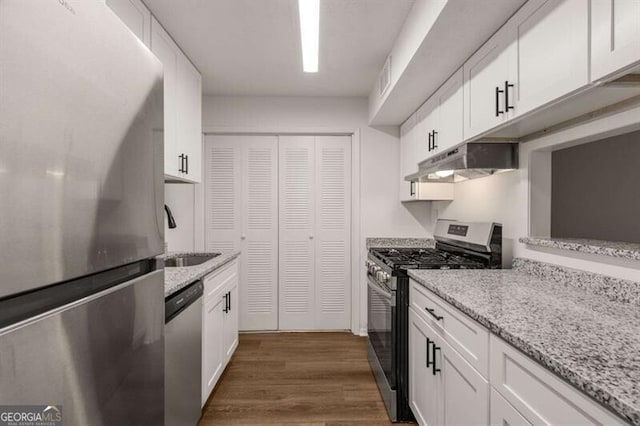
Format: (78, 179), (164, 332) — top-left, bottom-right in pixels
(165, 254), (220, 267)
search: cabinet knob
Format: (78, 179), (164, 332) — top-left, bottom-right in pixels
(309, 234), (314, 240)
(240, 235), (246, 240)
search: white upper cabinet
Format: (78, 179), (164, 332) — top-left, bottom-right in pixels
(150, 17), (179, 178)
(463, 26), (515, 139)
(399, 113), (418, 181)
(591, 0), (640, 81)
(150, 18), (202, 183)
(416, 95), (437, 159)
(432, 67), (464, 154)
(399, 113), (454, 203)
(176, 53), (203, 182)
(507, 0), (589, 116)
(106, 0), (151, 47)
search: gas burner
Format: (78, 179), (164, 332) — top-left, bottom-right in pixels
(369, 247), (485, 271)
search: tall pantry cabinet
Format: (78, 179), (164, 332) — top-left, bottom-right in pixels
(204, 135), (352, 332)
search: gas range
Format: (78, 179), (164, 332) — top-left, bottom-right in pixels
(366, 220), (502, 422)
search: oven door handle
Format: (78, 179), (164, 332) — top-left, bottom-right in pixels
(367, 277), (395, 304)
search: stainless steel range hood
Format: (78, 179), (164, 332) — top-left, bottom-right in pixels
(406, 141), (518, 183)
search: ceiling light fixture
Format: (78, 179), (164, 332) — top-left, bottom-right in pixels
(298, 0), (319, 73)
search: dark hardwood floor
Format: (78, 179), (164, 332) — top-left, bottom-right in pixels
(198, 332), (394, 425)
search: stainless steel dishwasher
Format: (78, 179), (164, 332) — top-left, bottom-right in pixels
(165, 280), (203, 426)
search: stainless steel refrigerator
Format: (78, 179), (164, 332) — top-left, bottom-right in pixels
(0, 1), (165, 424)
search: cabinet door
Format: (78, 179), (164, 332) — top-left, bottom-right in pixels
(433, 68), (464, 154)
(416, 97), (436, 161)
(106, 0), (151, 47)
(591, 0), (640, 81)
(400, 114), (417, 180)
(204, 135), (242, 253)
(463, 25), (513, 139)
(490, 335), (624, 425)
(490, 387), (532, 426)
(438, 336), (489, 425)
(150, 17), (179, 178)
(279, 136), (316, 330)
(202, 297), (224, 406)
(509, 0), (589, 116)
(314, 136), (351, 330)
(223, 280), (239, 361)
(409, 308), (441, 426)
(240, 136), (278, 331)
(400, 114), (419, 202)
(176, 52), (202, 182)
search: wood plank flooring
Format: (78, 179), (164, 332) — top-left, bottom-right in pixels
(198, 332), (394, 425)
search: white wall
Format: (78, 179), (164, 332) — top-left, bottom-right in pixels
(201, 95), (429, 334)
(431, 103), (640, 282)
(164, 183), (196, 252)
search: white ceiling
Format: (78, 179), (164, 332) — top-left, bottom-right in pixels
(144, 0), (414, 97)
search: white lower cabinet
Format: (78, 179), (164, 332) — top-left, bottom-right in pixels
(409, 284), (625, 426)
(222, 279), (239, 360)
(202, 296), (224, 407)
(409, 307), (488, 426)
(201, 260), (239, 406)
(490, 335), (623, 425)
(409, 308), (441, 426)
(490, 387), (531, 426)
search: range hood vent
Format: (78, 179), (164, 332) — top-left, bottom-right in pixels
(405, 141), (518, 183)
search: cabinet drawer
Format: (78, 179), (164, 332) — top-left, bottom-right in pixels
(490, 387), (531, 426)
(203, 260), (238, 304)
(490, 335), (624, 425)
(410, 279), (489, 377)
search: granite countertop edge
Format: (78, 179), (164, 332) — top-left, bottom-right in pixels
(407, 268), (639, 425)
(366, 237), (436, 249)
(520, 236), (640, 261)
(162, 250), (241, 297)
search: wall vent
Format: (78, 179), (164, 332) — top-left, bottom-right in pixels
(379, 55), (391, 96)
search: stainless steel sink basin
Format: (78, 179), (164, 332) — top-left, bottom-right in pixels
(165, 254), (220, 267)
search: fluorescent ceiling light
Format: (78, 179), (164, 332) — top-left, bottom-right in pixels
(298, 0), (319, 73)
(435, 170), (454, 178)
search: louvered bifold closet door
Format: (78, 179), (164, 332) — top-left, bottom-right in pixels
(240, 136), (278, 331)
(314, 136), (351, 329)
(205, 135), (241, 253)
(278, 136), (316, 330)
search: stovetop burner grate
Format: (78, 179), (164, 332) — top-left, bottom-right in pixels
(370, 247), (485, 270)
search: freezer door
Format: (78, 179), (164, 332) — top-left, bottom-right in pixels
(0, 270), (164, 426)
(0, 0), (164, 298)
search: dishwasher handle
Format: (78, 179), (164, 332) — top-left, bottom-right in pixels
(165, 280), (203, 323)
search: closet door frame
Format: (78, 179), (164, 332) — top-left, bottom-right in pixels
(202, 128), (362, 335)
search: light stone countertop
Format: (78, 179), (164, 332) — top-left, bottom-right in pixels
(162, 250), (241, 298)
(366, 237), (435, 249)
(520, 236), (640, 261)
(408, 260), (640, 425)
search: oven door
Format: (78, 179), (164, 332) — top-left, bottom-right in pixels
(367, 274), (396, 390)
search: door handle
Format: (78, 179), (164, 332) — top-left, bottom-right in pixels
(426, 337), (432, 368)
(431, 131), (438, 150)
(431, 343), (441, 375)
(223, 293), (228, 313)
(505, 81), (514, 112)
(178, 154), (185, 173)
(425, 307), (443, 321)
(495, 86), (504, 117)
(228, 291), (231, 311)
(428, 131), (432, 151)
(185, 155), (189, 174)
